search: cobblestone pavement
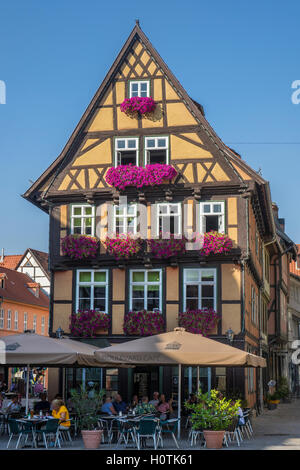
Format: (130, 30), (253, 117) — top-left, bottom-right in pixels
(1, 400), (300, 450)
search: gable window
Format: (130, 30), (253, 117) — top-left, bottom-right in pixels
(157, 203), (181, 236)
(115, 138), (139, 166)
(0, 309), (4, 329)
(183, 268), (217, 311)
(129, 269), (162, 312)
(114, 204), (137, 235)
(200, 202), (225, 233)
(76, 270), (109, 312)
(7, 310), (11, 330)
(24, 312), (28, 332)
(71, 204), (95, 236)
(14, 311), (18, 331)
(145, 137), (169, 165)
(129, 80), (150, 98)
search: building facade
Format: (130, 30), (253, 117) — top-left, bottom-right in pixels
(24, 23), (277, 406)
(288, 244), (300, 396)
(16, 248), (50, 296)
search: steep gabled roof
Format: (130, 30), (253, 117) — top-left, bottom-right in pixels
(0, 255), (23, 270)
(0, 267), (49, 309)
(15, 248), (50, 279)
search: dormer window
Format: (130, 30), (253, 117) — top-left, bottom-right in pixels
(129, 80), (150, 98)
(145, 137), (169, 165)
(115, 138), (139, 166)
(200, 202), (225, 233)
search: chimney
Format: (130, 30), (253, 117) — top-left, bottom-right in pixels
(0, 249), (4, 263)
(272, 202), (279, 220)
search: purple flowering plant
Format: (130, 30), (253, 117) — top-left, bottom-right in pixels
(124, 310), (165, 336)
(70, 309), (110, 337)
(120, 96), (156, 116)
(178, 309), (220, 336)
(104, 234), (143, 260)
(105, 164), (177, 190)
(148, 233), (186, 259)
(199, 232), (233, 256)
(61, 234), (99, 260)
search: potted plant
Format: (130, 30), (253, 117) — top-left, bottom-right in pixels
(70, 387), (104, 449)
(185, 389), (241, 449)
(267, 392), (280, 409)
(277, 377), (291, 403)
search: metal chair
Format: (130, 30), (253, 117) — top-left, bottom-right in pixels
(135, 418), (160, 450)
(35, 418), (61, 448)
(58, 419), (73, 445)
(115, 418), (136, 448)
(157, 418), (180, 449)
(7, 419), (24, 449)
(224, 417), (242, 447)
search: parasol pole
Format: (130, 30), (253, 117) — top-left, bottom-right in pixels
(177, 364), (181, 439)
(25, 364), (30, 415)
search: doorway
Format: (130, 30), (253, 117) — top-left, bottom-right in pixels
(133, 367), (159, 399)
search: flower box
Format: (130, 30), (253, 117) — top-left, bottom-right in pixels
(120, 96), (156, 116)
(70, 310), (110, 338)
(61, 234), (99, 260)
(147, 233), (186, 259)
(105, 164), (177, 190)
(104, 234), (143, 260)
(199, 232), (233, 256)
(123, 310), (165, 336)
(178, 309), (220, 336)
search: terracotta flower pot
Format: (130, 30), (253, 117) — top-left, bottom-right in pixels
(81, 430), (103, 449)
(203, 430), (225, 449)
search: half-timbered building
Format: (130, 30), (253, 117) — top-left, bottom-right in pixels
(24, 22), (277, 406)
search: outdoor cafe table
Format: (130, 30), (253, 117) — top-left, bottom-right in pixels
(16, 416), (53, 448)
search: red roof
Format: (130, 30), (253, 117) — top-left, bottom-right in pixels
(0, 267), (49, 309)
(0, 255), (23, 270)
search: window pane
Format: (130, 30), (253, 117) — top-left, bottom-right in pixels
(146, 139), (155, 148)
(140, 90), (148, 97)
(131, 83), (138, 92)
(132, 272), (144, 282)
(94, 272), (106, 283)
(84, 207), (92, 215)
(159, 205), (168, 214)
(205, 215), (219, 232)
(117, 140), (125, 149)
(147, 285), (159, 296)
(79, 298), (90, 310)
(94, 286), (106, 298)
(186, 299), (198, 310)
(213, 204), (222, 213)
(132, 286), (144, 298)
(185, 270), (199, 282)
(127, 205), (136, 215)
(79, 286), (91, 298)
(148, 298), (160, 310)
(201, 271), (214, 282)
(170, 205), (179, 214)
(186, 285), (198, 297)
(74, 218), (81, 227)
(202, 298), (214, 309)
(132, 299), (145, 311)
(202, 285), (214, 298)
(127, 139), (137, 149)
(147, 271), (160, 282)
(94, 298), (106, 311)
(157, 138), (166, 147)
(203, 204), (211, 214)
(140, 83), (148, 91)
(79, 272), (91, 283)
(73, 207), (82, 215)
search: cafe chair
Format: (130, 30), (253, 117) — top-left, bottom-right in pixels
(58, 419), (73, 445)
(135, 418), (160, 450)
(7, 419), (24, 449)
(35, 418), (61, 448)
(157, 418), (180, 449)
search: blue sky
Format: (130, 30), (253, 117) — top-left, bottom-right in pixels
(1, 0), (300, 254)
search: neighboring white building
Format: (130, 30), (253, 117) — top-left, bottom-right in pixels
(16, 248), (50, 296)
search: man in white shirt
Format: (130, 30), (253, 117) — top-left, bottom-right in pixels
(149, 391), (160, 407)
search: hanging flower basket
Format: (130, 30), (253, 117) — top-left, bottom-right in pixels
(124, 310), (165, 336)
(104, 234), (143, 260)
(105, 164), (177, 190)
(147, 233), (186, 259)
(120, 96), (156, 117)
(61, 235), (99, 260)
(70, 310), (110, 337)
(178, 309), (220, 336)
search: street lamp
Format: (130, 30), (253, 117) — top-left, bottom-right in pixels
(226, 327), (234, 344)
(55, 327), (64, 339)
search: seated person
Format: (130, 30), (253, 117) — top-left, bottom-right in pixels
(112, 393), (127, 414)
(157, 394), (170, 420)
(130, 394), (139, 409)
(34, 393), (51, 414)
(51, 399), (70, 429)
(135, 396), (156, 415)
(101, 396), (117, 415)
(149, 391), (160, 407)
(5, 395), (21, 413)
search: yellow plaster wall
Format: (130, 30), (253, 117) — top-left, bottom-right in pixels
(166, 103), (197, 126)
(166, 267), (179, 301)
(221, 304), (241, 335)
(117, 107), (138, 130)
(112, 305), (125, 334)
(227, 198), (238, 225)
(113, 269), (125, 301)
(221, 265), (241, 301)
(53, 304), (72, 333)
(53, 271), (73, 301)
(166, 304), (179, 332)
(73, 138), (112, 166)
(170, 135), (213, 159)
(87, 107), (114, 132)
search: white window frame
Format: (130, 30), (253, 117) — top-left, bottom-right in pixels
(41, 316), (45, 335)
(144, 136), (169, 165)
(0, 309), (4, 329)
(113, 204), (138, 235)
(70, 204), (95, 236)
(24, 312), (28, 332)
(33, 315), (37, 333)
(115, 137), (139, 167)
(129, 80), (150, 98)
(14, 311), (18, 331)
(199, 201), (225, 233)
(129, 269), (162, 312)
(183, 268), (217, 311)
(7, 310), (11, 330)
(76, 269), (109, 313)
(156, 203), (182, 236)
